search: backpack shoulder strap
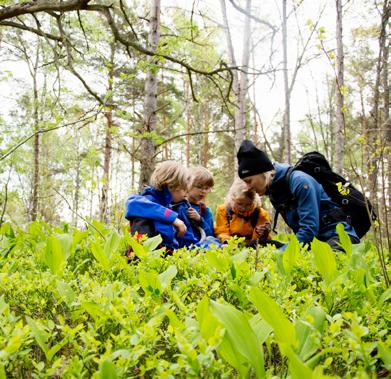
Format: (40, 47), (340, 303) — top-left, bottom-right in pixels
(225, 207), (234, 224)
(250, 207), (260, 229)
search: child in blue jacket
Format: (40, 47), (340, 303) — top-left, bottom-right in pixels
(172, 166), (220, 249)
(124, 161), (188, 251)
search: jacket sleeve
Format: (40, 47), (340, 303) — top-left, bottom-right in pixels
(252, 207), (273, 241)
(200, 207), (215, 236)
(214, 206), (231, 242)
(290, 173), (321, 244)
(125, 194), (178, 224)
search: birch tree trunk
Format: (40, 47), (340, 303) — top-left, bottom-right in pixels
(100, 41), (115, 223)
(139, 0), (160, 191)
(220, 0), (251, 154)
(334, 0), (345, 174)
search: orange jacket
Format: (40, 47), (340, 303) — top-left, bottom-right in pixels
(214, 204), (272, 244)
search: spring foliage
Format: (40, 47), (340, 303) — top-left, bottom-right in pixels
(0, 221), (390, 377)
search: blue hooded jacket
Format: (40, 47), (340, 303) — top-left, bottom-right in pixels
(270, 163), (358, 245)
(189, 202), (215, 239)
(124, 186), (179, 249)
(172, 200), (221, 249)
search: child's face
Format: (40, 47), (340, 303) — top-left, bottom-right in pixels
(188, 184), (212, 203)
(233, 198), (253, 213)
(170, 187), (187, 203)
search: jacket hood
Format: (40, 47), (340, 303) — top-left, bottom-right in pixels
(141, 186), (172, 206)
(272, 162), (291, 183)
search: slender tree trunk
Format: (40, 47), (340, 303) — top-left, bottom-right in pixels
(31, 44), (40, 221)
(139, 0), (160, 191)
(282, 0), (291, 163)
(184, 79), (191, 167)
(334, 0), (344, 174)
(100, 41), (115, 223)
(201, 105), (210, 167)
(73, 132), (81, 228)
(220, 0), (251, 155)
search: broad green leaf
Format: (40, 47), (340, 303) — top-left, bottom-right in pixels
(157, 265), (177, 290)
(210, 300), (265, 379)
(196, 297), (221, 343)
(378, 342), (391, 370)
(98, 360), (118, 379)
(139, 270), (162, 296)
(249, 287), (296, 346)
(249, 314), (273, 345)
(296, 306), (326, 362)
(206, 251), (230, 273)
(336, 223), (352, 255)
(44, 236), (66, 277)
(126, 235), (146, 259)
(218, 333), (250, 378)
(283, 234), (300, 275)
(26, 317), (49, 356)
(378, 288), (391, 306)
(82, 302), (107, 321)
(90, 242), (110, 271)
(56, 280), (76, 306)
(104, 230), (120, 259)
(56, 233), (73, 261)
(282, 345), (313, 379)
(143, 234), (163, 252)
(311, 239), (338, 284)
(46, 341), (67, 362)
(0, 364), (5, 379)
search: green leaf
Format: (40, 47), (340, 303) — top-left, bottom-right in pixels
(210, 300), (265, 379)
(218, 334), (250, 378)
(139, 270), (162, 296)
(336, 223), (352, 255)
(0, 364), (6, 379)
(196, 297), (221, 343)
(98, 360), (118, 379)
(249, 287), (296, 346)
(282, 345), (313, 379)
(90, 241), (110, 271)
(283, 234), (300, 275)
(56, 280), (76, 306)
(157, 265), (177, 290)
(143, 234), (163, 252)
(104, 230), (120, 259)
(206, 251), (230, 273)
(56, 233), (73, 261)
(44, 236), (66, 277)
(26, 317), (49, 356)
(378, 288), (391, 306)
(249, 315), (273, 345)
(378, 342), (391, 370)
(126, 235), (146, 259)
(311, 238), (338, 284)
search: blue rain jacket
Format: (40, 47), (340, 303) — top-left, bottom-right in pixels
(173, 200), (221, 249)
(124, 186), (179, 249)
(189, 202), (215, 239)
(270, 163), (358, 245)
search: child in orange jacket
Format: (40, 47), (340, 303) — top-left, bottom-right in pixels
(215, 178), (283, 248)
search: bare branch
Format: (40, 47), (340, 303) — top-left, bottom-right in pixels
(0, 0), (91, 21)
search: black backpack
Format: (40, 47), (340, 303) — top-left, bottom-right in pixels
(269, 152), (376, 239)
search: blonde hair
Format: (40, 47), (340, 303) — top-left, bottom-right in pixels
(189, 166), (214, 188)
(150, 161), (189, 191)
(224, 178), (260, 208)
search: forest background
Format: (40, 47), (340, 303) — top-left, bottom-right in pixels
(0, 0), (389, 249)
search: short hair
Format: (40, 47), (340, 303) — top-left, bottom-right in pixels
(224, 178), (260, 208)
(150, 161), (189, 191)
(189, 166), (214, 188)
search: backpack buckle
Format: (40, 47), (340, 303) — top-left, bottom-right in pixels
(342, 199), (349, 205)
(314, 166), (321, 173)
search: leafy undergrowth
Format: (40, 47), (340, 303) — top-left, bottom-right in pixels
(0, 221), (390, 378)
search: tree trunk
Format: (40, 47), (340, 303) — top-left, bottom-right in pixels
(139, 0), (160, 191)
(220, 0), (251, 157)
(334, 0), (344, 174)
(201, 105), (210, 167)
(100, 41), (115, 223)
(184, 79), (191, 167)
(282, 0), (291, 163)
(31, 44), (40, 221)
(73, 132), (81, 228)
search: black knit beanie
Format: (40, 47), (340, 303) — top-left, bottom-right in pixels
(237, 140), (274, 179)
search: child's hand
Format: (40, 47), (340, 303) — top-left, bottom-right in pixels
(173, 218), (187, 237)
(187, 207), (201, 222)
(255, 222), (271, 239)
